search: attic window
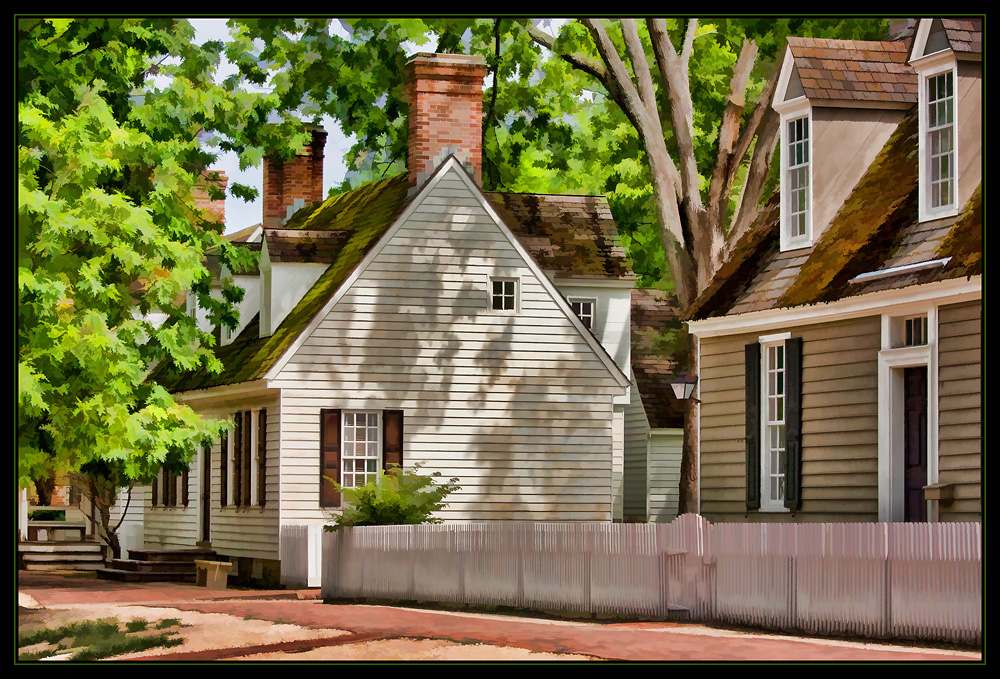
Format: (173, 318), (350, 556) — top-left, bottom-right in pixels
(926, 71), (956, 211)
(915, 49), (959, 223)
(490, 277), (517, 313)
(778, 104), (813, 251)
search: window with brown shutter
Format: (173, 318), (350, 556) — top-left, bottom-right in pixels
(242, 409), (252, 507)
(383, 410), (404, 475)
(220, 427), (229, 507)
(258, 409), (267, 507)
(167, 470), (177, 507)
(233, 411), (243, 507)
(320, 409), (342, 508)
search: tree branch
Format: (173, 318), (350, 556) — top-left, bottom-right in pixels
(524, 21), (609, 85)
(681, 18), (698, 65)
(646, 19), (701, 213)
(706, 38), (759, 233)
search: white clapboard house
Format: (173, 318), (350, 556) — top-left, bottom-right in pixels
(139, 53), (684, 586)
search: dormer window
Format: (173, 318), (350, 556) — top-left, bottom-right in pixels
(786, 116), (811, 241)
(777, 103), (813, 251)
(925, 70), (956, 213)
(912, 18), (961, 224)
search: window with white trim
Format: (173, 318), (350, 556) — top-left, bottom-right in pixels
(569, 298), (596, 331)
(490, 277), (517, 312)
(926, 70), (955, 212)
(761, 340), (787, 509)
(341, 411), (380, 489)
(786, 116), (810, 241)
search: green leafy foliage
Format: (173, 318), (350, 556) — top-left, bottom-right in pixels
(16, 18), (305, 492)
(324, 463), (461, 531)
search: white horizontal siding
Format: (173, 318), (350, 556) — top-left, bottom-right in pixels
(624, 375), (650, 521)
(649, 429), (683, 522)
(274, 165), (620, 524)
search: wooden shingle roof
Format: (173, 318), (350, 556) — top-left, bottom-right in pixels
(786, 36), (917, 105)
(631, 289), (685, 430)
(485, 192), (635, 280)
(687, 104), (981, 321)
(940, 18), (983, 55)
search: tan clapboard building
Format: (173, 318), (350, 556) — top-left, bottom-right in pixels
(686, 18), (981, 524)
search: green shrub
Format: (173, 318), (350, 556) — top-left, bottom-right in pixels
(324, 462), (460, 531)
(28, 509), (65, 521)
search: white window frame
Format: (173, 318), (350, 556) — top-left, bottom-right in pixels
(759, 332), (791, 512)
(341, 411), (381, 490)
(915, 52), (960, 223)
(488, 276), (519, 314)
(775, 98), (814, 251)
(568, 297), (597, 331)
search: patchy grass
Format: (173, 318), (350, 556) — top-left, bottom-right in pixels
(17, 617), (185, 661)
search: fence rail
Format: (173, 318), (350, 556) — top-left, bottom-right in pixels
(311, 515), (981, 645)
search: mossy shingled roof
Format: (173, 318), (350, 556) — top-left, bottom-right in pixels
(689, 103), (981, 320)
(150, 173), (412, 392)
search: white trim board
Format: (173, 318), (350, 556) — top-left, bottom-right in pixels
(264, 155), (631, 391)
(687, 277), (980, 339)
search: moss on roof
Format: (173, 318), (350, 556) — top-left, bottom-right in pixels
(778, 107), (919, 308)
(937, 183), (982, 277)
(684, 194), (781, 321)
(151, 173), (411, 392)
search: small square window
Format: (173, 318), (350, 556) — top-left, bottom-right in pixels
(569, 298), (596, 330)
(490, 278), (517, 312)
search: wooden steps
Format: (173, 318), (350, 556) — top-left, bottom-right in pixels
(96, 548), (222, 583)
(19, 540), (105, 571)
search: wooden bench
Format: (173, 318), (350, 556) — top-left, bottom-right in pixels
(26, 522), (87, 542)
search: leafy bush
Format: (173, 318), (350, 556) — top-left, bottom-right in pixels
(27, 509), (65, 521)
(324, 463), (460, 532)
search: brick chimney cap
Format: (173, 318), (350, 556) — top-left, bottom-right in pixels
(406, 52), (488, 67)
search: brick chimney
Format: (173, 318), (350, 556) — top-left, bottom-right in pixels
(262, 127), (327, 228)
(404, 53), (489, 188)
(192, 171), (228, 227)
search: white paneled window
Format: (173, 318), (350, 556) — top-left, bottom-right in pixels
(569, 298), (596, 330)
(904, 315), (929, 347)
(761, 341), (787, 510)
(786, 116), (810, 241)
(490, 277), (517, 312)
(341, 412), (380, 489)
(926, 71), (955, 211)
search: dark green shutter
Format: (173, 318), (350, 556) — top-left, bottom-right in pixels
(182, 469), (189, 507)
(168, 471), (177, 507)
(242, 409), (252, 506)
(233, 412), (243, 507)
(383, 410), (404, 475)
(745, 342), (761, 510)
(784, 337), (804, 511)
(220, 428), (228, 507)
(320, 409), (342, 508)
(258, 409), (267, 507)
(151, 470), (158, 507)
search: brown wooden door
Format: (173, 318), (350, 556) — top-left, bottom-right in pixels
(903, 367), (928, 522)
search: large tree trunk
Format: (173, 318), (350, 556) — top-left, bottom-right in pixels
(33, 477), (55, 506)
(676, 331), (700, 515)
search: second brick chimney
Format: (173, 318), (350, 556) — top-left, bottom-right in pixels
(404, 53), (489, 188)
(263, 127), (328, 228)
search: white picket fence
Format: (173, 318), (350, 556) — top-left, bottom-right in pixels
(301, 514), (982, 645)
